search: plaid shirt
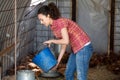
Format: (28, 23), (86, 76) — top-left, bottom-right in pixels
(50, 18), (90, 53)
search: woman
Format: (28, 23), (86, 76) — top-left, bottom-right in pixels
(37, 2), (93, 80)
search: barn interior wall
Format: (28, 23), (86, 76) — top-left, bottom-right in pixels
(76, 0), (110, 53)
(0, 0), (37, 76)
(114, 0), (120, 53)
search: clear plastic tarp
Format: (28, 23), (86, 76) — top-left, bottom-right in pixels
(76, 0), (110, 53)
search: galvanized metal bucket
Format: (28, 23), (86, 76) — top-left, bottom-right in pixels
(17, 70), (35, 80)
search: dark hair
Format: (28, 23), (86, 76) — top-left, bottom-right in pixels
(37, 2), (61, 20)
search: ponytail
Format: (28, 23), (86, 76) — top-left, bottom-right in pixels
(37, 2), (61, 19)
(48, 2), (61, 19)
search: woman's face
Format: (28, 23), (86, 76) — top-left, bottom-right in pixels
(38, 14), (52, 27)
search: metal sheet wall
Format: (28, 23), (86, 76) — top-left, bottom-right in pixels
(76, 0), (110, 53)
(114, 0), (120, 53)
(0, 0), (37, 76)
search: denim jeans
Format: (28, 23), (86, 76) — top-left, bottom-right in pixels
(65, 43), (93, 80)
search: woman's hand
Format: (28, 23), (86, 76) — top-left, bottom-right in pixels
(43, 40), (53, 47)
(51, 63), (59, 71)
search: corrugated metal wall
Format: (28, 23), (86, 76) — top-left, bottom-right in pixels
(0, 0), (37, 76)
(114, 0), (120, 53)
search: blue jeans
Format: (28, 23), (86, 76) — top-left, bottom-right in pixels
(65, 43), (93, 80)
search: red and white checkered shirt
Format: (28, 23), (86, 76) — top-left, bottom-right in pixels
(50, 18), (90, 53)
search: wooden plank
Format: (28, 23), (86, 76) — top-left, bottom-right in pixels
(0, 44), (15, 56)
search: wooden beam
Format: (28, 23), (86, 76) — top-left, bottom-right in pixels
(110, 0), (115, 53)
(72, 0), (76, 22)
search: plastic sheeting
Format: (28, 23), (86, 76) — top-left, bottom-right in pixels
(76, 0), (110, 53)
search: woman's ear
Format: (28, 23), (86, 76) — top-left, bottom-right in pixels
(47, 14), (50, 18)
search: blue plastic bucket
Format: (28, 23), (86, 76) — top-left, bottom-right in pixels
(32, 47), (57, 72)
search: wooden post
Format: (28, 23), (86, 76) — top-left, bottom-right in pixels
(72, 0), (76, 22)
(110, 0), (115, 53)
(0, 67), (1, 80)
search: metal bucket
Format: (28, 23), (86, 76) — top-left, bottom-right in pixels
(40, 70), (61, 78)
(17, 70), (35, 80)
(32, 47), (57, 72)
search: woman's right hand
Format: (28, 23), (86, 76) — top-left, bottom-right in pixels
(43, 40), (53, 47)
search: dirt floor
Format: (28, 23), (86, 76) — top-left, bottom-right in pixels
(36, 66), (120, 80)
(88, 66), (120, 80)
(36, 53), (120, 80)
(2, 53), (120, 80)
(2, 65), (120, 80)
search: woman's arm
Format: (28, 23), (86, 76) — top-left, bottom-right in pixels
(52, 44), (67, 70)
(57, 44), (67, 65)
(43, 27), (69, 46)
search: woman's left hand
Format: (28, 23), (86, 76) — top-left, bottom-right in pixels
(51, 63), (59, 71)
